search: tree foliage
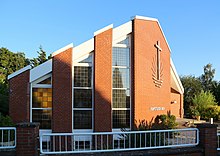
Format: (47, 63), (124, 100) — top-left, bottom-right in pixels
(200, 63), (216, 91)
(30, 46), (51, 67)
(180, 75), (203, 116)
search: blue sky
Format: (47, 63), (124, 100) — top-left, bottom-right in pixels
(1, 1), (220, 80)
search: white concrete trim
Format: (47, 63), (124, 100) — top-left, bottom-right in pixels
(30, 59), (52, 82)
(52, 43), (73, 57)
(131, 15), (158, 22)
(113, 21), (132, 45)
(8, 65), (31, 80)
(73, 38), (94, 61)
(170, 58), (184, 94)
(94, 24), (113, 36)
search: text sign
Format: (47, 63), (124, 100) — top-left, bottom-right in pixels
(150, 107), (165, 111)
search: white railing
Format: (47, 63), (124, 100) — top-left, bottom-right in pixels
(217, 133), (220, 150)
(0, 127), (16, 149)
(40, 128), (199, 154)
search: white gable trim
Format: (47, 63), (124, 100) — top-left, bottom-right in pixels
(52, 43), (73, 57)
(8, 65), (32, 80)
(113, 21), (132, 45)
(30, 59), (52, 82)
(131, 15), (158, 22)
(94, 24), (113, 36)
(73, 38), (94, 61)
(170, 58), (184, 94)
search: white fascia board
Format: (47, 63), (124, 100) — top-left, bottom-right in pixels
(8, 65), (32, 80)
(30, 59), (52, 82)
(94, 24), (113, 36)
(52, 43), (73, 57)
(113, 21), (132, 45)
(73, 38), (94, 61)
(170, 58), (184, 94)
(131, 15), (158, 22)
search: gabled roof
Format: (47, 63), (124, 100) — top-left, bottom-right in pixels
(8, 15), (181, 88)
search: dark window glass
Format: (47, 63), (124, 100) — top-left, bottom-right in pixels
(74, 66), (92, 87)
(37, 77), (51, 84)
(74, 89), (92, 108)
(32, 109), (52, 129)
(112, 68), (130, 88)
(113, 110), (130, 128)
(32, 88), (52, 108)
(79, 55), (92, 63)
(117, 37), (129, 45)
(112, 47), (130, 66)
(112, 89), (130, 108)
(74, 110), (92, 129)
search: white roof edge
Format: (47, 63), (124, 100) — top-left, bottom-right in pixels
(52, 43), (73, 57)
(131, 15), (158, 22)
(30, 59), (52, 82)
(94, 24), (113, 36)
(8, 65), (31, 80)
(73, 38), (94, 61)
(170, 58), (184, 94)
(113, 21), (132, 44)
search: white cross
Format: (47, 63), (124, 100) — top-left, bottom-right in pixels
(154, 41), (162, 80)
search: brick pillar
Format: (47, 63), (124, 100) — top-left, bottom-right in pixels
(16, 122), (40, 156)
(197, 123), (217, 156)
(52, 47), (73, 133)
(94, 28), (113, 132)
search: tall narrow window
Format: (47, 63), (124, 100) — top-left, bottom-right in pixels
(73, 54), (93, 129)
(32, 75), (52, 129)
(112, 36), (131, 129)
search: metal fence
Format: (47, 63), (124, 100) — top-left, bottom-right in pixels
(217, 133), (220, 150)
(40, 128), (199, 154)
(0, 127), (16, 149)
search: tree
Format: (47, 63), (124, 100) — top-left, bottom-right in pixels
(180, 75), (203, 117)
(212, 82), (220, 105)
(200, 63), (216, 91)
(30, 46), (50, 67)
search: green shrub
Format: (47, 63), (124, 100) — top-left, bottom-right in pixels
(0, 113), (15, 127)
(191, 90), (217, 119)
(152, 112), (178, 130)
(202, 105), (220, 120)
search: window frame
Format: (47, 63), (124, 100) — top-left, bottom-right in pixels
(112, 35), (131, 130)
(73, 54), (94, 130)
(30, 74), (52, 130)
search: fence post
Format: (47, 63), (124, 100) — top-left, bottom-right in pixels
(16, 122), (40, 156)
(197, 123), (217, 156)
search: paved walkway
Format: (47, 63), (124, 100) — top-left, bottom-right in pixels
(176, 118), (207, 128)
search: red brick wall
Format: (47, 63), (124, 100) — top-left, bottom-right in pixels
(94, 28), (112, 132)
(16, 122), (39, 156)
(52, 48), (73, 132)
(132, 19), (171, 126)
(170, 89), (181, 117)
(9, 70), (30, 123)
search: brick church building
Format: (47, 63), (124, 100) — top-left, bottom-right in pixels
(8, 16), (184, 136)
